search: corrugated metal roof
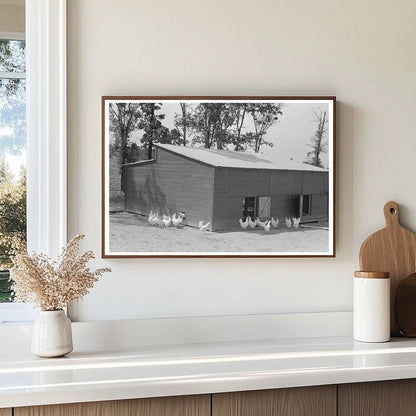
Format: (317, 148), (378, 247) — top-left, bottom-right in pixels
(155, 143), (328, 172)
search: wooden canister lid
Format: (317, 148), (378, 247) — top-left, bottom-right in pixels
(354, 271), (390, 279)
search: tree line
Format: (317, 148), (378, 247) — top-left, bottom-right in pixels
(109, 102), (284, 166)
(109, 101), (329, 173)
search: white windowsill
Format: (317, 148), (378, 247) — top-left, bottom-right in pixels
(0, 303), (35, 324)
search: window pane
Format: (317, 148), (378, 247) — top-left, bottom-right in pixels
(0, 78), (26, 152)
(302, 195), (311, 215)
(0, 48), (26, 303)
(0, 39), (26, 73)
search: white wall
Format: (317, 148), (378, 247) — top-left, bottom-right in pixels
(67, 0), (416, 322)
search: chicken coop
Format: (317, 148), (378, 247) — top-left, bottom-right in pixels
(123, 144), (329, 232)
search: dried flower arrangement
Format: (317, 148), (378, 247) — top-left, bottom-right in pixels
(10, 234), (111, 311)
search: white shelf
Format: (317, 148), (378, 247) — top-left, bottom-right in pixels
(2, 335), (416, 408)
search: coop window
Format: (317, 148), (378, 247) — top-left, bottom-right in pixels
(302, 194), (312, 215)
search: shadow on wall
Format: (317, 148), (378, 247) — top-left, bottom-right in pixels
(129, 169), (176, 216)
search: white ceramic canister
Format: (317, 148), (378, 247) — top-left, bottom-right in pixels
(31, 310), (73, 357)
(353, 271), (390, 343)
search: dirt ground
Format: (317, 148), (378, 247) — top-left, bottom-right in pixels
(109, 212), (329, 254)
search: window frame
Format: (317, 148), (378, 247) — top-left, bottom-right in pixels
(26, 0), (67, 257)
(0, 31), (29, 320)
(0, 31), (24, 41)
(0, 30), (26, 312)
(0, 0), (67, 323)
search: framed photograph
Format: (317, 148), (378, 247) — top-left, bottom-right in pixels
(102, 96), (336, 258)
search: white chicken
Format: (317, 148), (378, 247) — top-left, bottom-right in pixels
(285, 217), (292, 228)
(162, 215), (172, 228)
(239, 217), (249, 230)
(256, 217), (268, 228)
(148, 211), (158, 226)
(199, 221), (211, 231)
(172, 213), (183, 227)
(271, 217), (279, 228)
(248, 216), (257, 229)
(263, 220), (271, 232)
(292, 217), (301, 228)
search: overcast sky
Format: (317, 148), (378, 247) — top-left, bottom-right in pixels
(130, 101), (330, 167)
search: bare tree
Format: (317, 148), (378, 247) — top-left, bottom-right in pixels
(247, 103), (283, 153)
(109, 103), (144, 192)
(305, 109), (328, 168)
(177, 103), (188, 146)
(109, 103), (142, 166)
(230, 103), (248, 151)
(138, 103), (166, 159)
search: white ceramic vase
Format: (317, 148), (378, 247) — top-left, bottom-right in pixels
(31, 310), (73, 358)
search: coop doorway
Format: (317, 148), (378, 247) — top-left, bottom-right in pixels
(242, 197), (256, 220)
(301, 194), (312, 216)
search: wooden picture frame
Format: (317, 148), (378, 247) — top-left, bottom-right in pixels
(102, 96), (336, 258)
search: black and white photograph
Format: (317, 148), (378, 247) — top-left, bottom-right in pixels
(102, 97), (335, 257)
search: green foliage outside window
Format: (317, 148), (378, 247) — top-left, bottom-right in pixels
(0, 38), (27, 302)
(0, 162), (26, 302)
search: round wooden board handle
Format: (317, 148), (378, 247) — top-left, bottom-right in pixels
(384, 201), (400, 228)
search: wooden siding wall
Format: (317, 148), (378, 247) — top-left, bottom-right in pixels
(302, 171), (329, 194)
(271, 195), (299, 219)
(310, 194), (328, 219)
(109, 155), (122, 197)
(125, 149), (214, 229)
(213, 168), (329, 231)
(269, 171), (302, 195)
(212, 168), (270, 231)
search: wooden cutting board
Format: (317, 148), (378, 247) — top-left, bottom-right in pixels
(359, 201), (416, 336)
